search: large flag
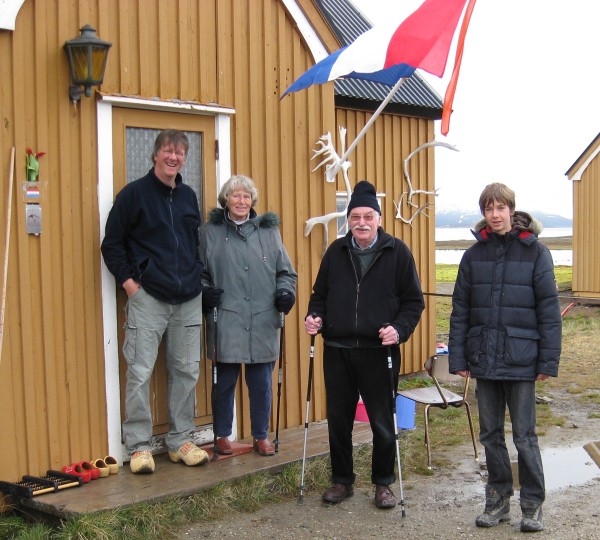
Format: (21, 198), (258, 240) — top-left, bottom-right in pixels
(283, 0), (477, 135)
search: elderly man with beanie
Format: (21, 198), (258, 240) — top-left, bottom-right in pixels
(305, 180), (424, 509)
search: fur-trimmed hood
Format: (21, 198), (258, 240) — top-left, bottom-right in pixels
(207, 207), (280, 228)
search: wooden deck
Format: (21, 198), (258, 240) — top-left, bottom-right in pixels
(19, 421), (373, 521)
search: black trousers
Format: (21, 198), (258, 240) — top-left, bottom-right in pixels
(323, 345), (400, 486)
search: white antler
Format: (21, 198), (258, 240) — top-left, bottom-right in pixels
(395, 140), (458, 224)
(305, 128), (353, 250)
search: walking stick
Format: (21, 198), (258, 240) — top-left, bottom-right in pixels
(387, 345), (406, 517)
(298, 333), (315, 503)
(0, 147), (15, 368)
(274, 312), (284, 452)
(211, 307), (219, 462)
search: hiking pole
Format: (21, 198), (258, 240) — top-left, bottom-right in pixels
(211, 306), (219, 462)
(387, 344), (406, 517)
(298, 333), (315, 503)
(274, 312), (285, 452)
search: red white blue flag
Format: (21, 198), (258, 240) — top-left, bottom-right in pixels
(283, 0), (477, 135)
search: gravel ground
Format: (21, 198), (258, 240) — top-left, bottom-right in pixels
(175, 390), (600, 540)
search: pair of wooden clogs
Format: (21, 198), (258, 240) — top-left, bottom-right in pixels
(61, 455), (119, 483)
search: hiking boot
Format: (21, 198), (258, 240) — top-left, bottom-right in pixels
(168, 441), (209, 466)
(374, 485), (397, 508)
(130, 450), (155, 474)
(475, 486), (511, 527)
(521, 500), (544, 532)
(322, 483), (354, 503)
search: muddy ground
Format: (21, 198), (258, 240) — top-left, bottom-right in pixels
(175, 386), (600, 540)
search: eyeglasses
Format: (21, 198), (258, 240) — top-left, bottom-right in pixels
(160, 148), (186, 158)
(349, 212), (377, 222)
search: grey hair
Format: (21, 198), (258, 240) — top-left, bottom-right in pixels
(218, 175), (258, 208)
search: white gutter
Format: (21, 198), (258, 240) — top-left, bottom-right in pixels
(280, 0), (329, 62)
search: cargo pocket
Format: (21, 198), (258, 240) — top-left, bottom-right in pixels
(184, 323), (202, 393)
(505, 326), (540, 366)
(122, 322), (137, 365)
(465, 326), (485, 365)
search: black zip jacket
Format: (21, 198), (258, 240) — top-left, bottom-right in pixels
(101, 168), (204, 304)
(307, 228), (424, 348)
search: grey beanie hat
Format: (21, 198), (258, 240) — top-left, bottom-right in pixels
(347, 180), (381, 216)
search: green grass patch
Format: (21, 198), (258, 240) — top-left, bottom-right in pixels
(436, 264), (459, 283)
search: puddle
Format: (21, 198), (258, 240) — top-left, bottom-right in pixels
(509, 445), (600, 491)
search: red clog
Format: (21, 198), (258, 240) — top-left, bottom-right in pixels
(62, 463), (92, 483)
(76, 460), (100, 480)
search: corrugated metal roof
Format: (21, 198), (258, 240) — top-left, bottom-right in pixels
(314, 0), (443, 118)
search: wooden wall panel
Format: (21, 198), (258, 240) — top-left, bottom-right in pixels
(0, 0), (439, 481)
(573, 156), (600, 297)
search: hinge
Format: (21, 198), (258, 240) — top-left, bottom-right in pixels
(215, 139), (219, 160)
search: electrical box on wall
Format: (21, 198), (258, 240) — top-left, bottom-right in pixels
(22, 181), (46, 235)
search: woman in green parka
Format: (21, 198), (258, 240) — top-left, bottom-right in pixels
(198, 175), (297, 456)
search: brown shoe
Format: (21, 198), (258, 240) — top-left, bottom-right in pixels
(322, 483), (354, 503)
(216, 437), (233, 455)
(253, 438), (275, 456)
(374, 485), (397, 508)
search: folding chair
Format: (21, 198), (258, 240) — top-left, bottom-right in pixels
(397, 355), (478, 469)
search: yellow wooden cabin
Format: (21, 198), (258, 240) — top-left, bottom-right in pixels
(565, 132), (600, 299)
(0, 0), (442, 488)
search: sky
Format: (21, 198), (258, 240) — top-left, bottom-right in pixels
(349, 0), (600, 219)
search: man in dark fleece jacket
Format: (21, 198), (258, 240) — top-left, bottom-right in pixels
(101, 130), (209, 474)
(305, 180), (424, 510)
(449, 182), (561, 533)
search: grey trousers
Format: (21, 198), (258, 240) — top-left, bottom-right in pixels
(122, 288), (202, 454)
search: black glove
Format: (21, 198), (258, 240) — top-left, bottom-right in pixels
(202, 287), (224, 310)
(275, 289), (295, 315)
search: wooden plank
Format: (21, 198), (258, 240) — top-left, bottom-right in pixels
(20, 422), (373, 519)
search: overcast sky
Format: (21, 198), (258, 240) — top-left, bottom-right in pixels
(349, 0), (600, 218)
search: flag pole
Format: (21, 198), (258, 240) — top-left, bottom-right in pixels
(334, 77), (406, 173)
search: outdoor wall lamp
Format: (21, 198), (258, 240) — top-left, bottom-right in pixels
(64, 25), (111, 103)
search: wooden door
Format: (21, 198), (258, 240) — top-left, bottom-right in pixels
(112, 108), (217, 439)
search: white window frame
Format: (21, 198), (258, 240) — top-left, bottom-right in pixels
(97, 95), (235, 462)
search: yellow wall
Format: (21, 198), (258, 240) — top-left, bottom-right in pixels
(0, 0), (438, 482)
(572, 154), (600, 298)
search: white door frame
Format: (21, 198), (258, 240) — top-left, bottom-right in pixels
(96, 95), (235, 463)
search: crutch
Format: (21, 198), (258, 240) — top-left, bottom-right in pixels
(274, 312), (285, 452)
(387, 344), (406, 517)
(210, 307), (219, 462)
(298, 334), (315, 503)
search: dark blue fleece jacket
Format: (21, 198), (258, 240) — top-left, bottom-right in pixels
(101, 168), (204, 304)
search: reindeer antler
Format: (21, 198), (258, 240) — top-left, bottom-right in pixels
(305, 128), (353, 251)
(395, 140), (458, 224)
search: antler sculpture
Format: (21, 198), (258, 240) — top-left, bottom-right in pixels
(394, 141), (458, 225)
(304, 128), (353, 251)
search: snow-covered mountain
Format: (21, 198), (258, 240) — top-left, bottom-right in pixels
(435, 208), (572, 228)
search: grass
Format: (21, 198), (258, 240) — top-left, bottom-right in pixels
(2, 264), (597, 539)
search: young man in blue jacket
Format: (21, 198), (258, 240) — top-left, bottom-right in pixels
(449, 182), (561, 532)
(102, 130), (209, 473)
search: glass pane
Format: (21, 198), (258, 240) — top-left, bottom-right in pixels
(125, 128), (203, 210)
(336, 194), (349, 237)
